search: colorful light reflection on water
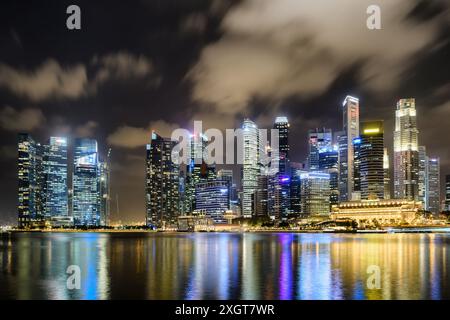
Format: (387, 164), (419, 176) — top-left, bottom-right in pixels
(0, 232), (449, 300)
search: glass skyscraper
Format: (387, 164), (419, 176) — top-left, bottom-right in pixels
(384, 148), (391, 199)
(339, 96), (360, 202)
(356, 121), (385, 200)
(44, 137), (68, 218)
(242, 119), (259, 218)
(72, 138), (100, 226)
(99, 157), (111, 226)
(195, 180), (230, 222)
(394, 98), (419, 200)
(274, 117), (290, 174)
(17, 133), (45, 228)
(300, 172), (331, 216)
(319, 145), (339, 207)
(425, 157), (440, 215)
(146, 131), (180, 227)
(445, 175), (450, 212)
(308, 128), (332, 170)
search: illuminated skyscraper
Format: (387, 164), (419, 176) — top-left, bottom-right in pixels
(146, 131), (180, 227)
(418, 146), (427, 205)
(384, 148), (391, 200)
(356, 121), (385, 200)
(98, 151), (111, 226)
(195, 180), (230, 222)
(72, 138), (100, 226)
(339, 96), (360, 202)
(242, 119), (259, 217)
(274, 117), (290, 174)
(393, 98), (419, 200)
(445, 175), (450, 211)
(308, 128), (332, 170)
(319, 145), (339, 207)
(300, 172), (331, 216)
(267, 174), (291, 220)
(17, 133), (45, 228)
(44, 137), (68, 218)
(425, 157), (440, 215)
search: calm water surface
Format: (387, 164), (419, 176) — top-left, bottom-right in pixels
(0, 232), (449, 300)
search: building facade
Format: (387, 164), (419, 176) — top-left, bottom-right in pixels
(242, 119), (259, 218)
(274, 117), (290, 174)
(44, 137), (68, 218)
(393, 99), (419, 200)
(72, 138), (100, 226)
(146, 132), (180, 227)
(308, 128), (332, 170)
(339, 96), (360, 202)
(445, 174), (450, 211)
(195, 180), (230, 222)
(300, 171), (331, 216)
(425, 157), (440, 215)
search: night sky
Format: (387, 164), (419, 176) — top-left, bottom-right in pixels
(0, 0), (449, 224)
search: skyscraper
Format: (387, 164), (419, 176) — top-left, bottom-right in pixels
(445, 175), (450, 212)
(44, 137), (68, 218)
(300, 172), (331, 216)
(394, 98), (419, 200)
(146, 131), (180, 227)
(195, 180), (230, 222)
(356, 121), (385, 200)
(308, 128), (332, 170)
(98, 152), (111, 226)
(339, 96), (360, 202)
(319, 145), (339, 207)
(384, 148), (391, 200)
(17, 133), (45, 228)
(274, 117), (289, 174)
(425, 157), (440, 215)
(418, 146), (427, 205)
(242, 119), (259, 218)
(72, 138), (100, 226)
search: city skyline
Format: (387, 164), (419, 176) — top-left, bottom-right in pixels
(1, 0), (450, 224)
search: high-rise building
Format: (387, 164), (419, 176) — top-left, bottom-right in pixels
(418, 146), (427, 205)
(72, 138), (100, 226)
(274, 117), (290, 174)
(267, 174), (291, 220)
(17, 134), (45, 228)
(308, 128), (332, 170)
(195, 180), (230, 222)
(300, 172), (331, 216)
(44, 137), (68, 218)
(445, 175), (450, 211)
(146, 132), (180, 227)
(242, 119), (259, 218)
(383, 148), (391, 200)
(356, 121), (385, 200)
(98, 152), (111, 226)
(254, 174), (268, 218)
(339, 96), (360, 202)
(393, 98), (419, 200)
(425, 157), (440, 215)
(319, 145), (339, 207)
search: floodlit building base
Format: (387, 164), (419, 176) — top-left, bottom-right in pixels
(331, 199), (422, 228)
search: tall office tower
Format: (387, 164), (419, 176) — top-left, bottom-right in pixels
(338, 96), (360, 202)
(418, 146), (427, 205)
(44, 137), (68, 218)
(289, 162), (306, 215)
(195, 180), (230, 222)
(394, 98), (419, 200)
(425, 157), (440, 214)
(267, 174), (291, 220)
(146, 132), (180, 227)
(300, 172), (331, 216)
(445, 175), (450, 211)
(274, 117), (290, 174)
(352, 137), (361, 196)
(242, 119), (259, 218)
(72, 138), (100, 226)
(319, 145), (339, 207)
(253, 175), (268, 217)
(98, 156), (111, 226)
(308, 128), (332, 170)
(17, 134), (45, 228)
(383, 148), (391, 200)
(356, 121), (385, 200)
